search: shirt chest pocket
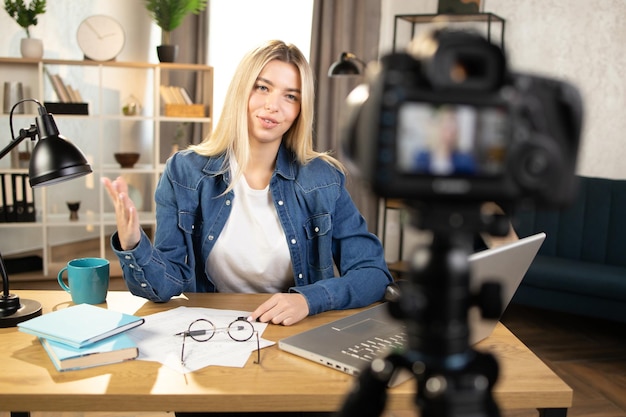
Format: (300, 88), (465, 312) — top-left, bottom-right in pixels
(304, 214), (333, 271)
(178, 211), (203, 237)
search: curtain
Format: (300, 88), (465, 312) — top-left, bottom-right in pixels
(310, 0), (382, 234)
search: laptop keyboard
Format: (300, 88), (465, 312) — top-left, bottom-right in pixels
(341, 332), (407, 362)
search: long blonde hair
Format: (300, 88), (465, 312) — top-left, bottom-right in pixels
(189, 40), (344, 179)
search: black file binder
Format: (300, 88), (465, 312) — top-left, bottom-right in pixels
(0, 173), (35, 222)
(13, 173), (24, 221)
(0, 173), (5, 222)
(24, 173), (36, 222)
(14, 173), (35, 222)
(0, 172), (7, 223)
(2, 173), (15, 222)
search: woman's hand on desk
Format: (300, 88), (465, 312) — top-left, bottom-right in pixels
(248, 293), (309, 326)
(102, 176), (141, 250)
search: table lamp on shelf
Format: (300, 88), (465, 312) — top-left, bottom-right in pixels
(0, 99), (93, 328)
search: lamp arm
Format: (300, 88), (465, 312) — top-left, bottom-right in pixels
(0, 125), (38, 160)
(0, 251), (10, 299)
(0, 99), (43, 161)
(0, 240), (21, 318)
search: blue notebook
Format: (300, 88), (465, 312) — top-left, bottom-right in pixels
(18, 303), (144, 348)
(40, 333), (139, 371)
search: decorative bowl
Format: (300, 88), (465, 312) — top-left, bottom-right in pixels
(114, 152), (140, 168)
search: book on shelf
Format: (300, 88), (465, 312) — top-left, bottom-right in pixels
(18, 303), (145, 349)
(40, 332), (139, 372)
(44, 67), (84, 104)
(65, 85), (83, 102)
(160, 85), (194, 105)
(179, 87), (193, 105)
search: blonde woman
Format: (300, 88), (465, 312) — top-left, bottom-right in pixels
(103, 40), (393, 326)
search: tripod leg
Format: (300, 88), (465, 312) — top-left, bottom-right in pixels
(334, 357), (398, 417)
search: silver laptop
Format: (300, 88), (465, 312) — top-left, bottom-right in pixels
(278, 232), (545, 383)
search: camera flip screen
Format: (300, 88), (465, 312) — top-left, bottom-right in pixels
(397, 102), (509, 178)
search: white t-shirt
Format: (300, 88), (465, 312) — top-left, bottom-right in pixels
(206, 172), (293, 293)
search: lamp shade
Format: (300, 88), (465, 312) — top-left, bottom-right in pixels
(328, 52), (363, 76)
(29, 110), (92, 187)
(29, 134), (93, 187)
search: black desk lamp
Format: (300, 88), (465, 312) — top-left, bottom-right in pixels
(328, 52), (365, 76)
(0, 99), (93, 328)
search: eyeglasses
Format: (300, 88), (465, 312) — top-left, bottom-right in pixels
(176, 316), (260, 366)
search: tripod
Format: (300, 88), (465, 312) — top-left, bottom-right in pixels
(335, 203), (507, 417)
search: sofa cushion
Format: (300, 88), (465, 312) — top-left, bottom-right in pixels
(515, 176), (626, 267)
(524, 256), (626, 302)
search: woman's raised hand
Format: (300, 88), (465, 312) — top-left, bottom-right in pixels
(102, 176), (141, 250)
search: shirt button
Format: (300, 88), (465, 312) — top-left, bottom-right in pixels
(124, 255), (131, 260)
(314, 227), (319, 233)
(208, 235), (214, 241)
(129, 264), (135, 269)
(225, 200), (231, 206)
(140, 282), (147, 288)
(278, 200), (284, 206)
(291, 238), (297, 244)
(298, 273), (303, 279)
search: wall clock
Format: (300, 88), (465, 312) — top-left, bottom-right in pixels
(76, 15), (126, 61)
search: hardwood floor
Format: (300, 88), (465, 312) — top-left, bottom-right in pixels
(500, 304), (626, 417)
(5, 278), (626, 417)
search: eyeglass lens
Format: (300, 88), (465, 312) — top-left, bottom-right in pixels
(181, 317), (261, 365)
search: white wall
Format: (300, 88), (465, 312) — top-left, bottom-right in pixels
(0, 1), (154, 61)
(207, 0), (314, 124)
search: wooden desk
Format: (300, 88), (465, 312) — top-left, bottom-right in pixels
(0, 291), (572, 415)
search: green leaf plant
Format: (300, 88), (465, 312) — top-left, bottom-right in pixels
(4, 0), (46, 38)
(145, 0), (207, 45)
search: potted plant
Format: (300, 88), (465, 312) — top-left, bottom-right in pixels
(144, 0), (207, 62)
(171, 122), (189, 154)
(4, 0), (46, 59)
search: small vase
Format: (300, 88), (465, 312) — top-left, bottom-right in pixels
(157, 45), (178, 63)
(20, 38), (43, 59)
(67, 201), (81, 221)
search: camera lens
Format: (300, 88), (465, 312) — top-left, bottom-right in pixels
(511, 137), (561, 195)
(523, 149), (549, 177)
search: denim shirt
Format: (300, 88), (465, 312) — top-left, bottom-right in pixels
(111, 143), (393, 315)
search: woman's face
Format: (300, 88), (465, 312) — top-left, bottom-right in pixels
(248, 60), (302, 148)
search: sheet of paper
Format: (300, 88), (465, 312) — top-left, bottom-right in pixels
(126, 306), (274, 374)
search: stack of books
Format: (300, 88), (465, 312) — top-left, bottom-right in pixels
(18, 304), (144, 371)
(44, 67), (88, 115)
(44, 67), (83, 103)
(160, 85), (205, 117)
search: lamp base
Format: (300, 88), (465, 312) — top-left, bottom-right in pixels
(0, 297), (42, 328)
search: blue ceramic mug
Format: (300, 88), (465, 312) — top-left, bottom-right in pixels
(57, 257), (110, 304)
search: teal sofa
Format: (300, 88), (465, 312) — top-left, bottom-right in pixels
(512, 175), (626, 323)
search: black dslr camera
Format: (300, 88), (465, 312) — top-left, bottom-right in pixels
(343, 29), (583, 208)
